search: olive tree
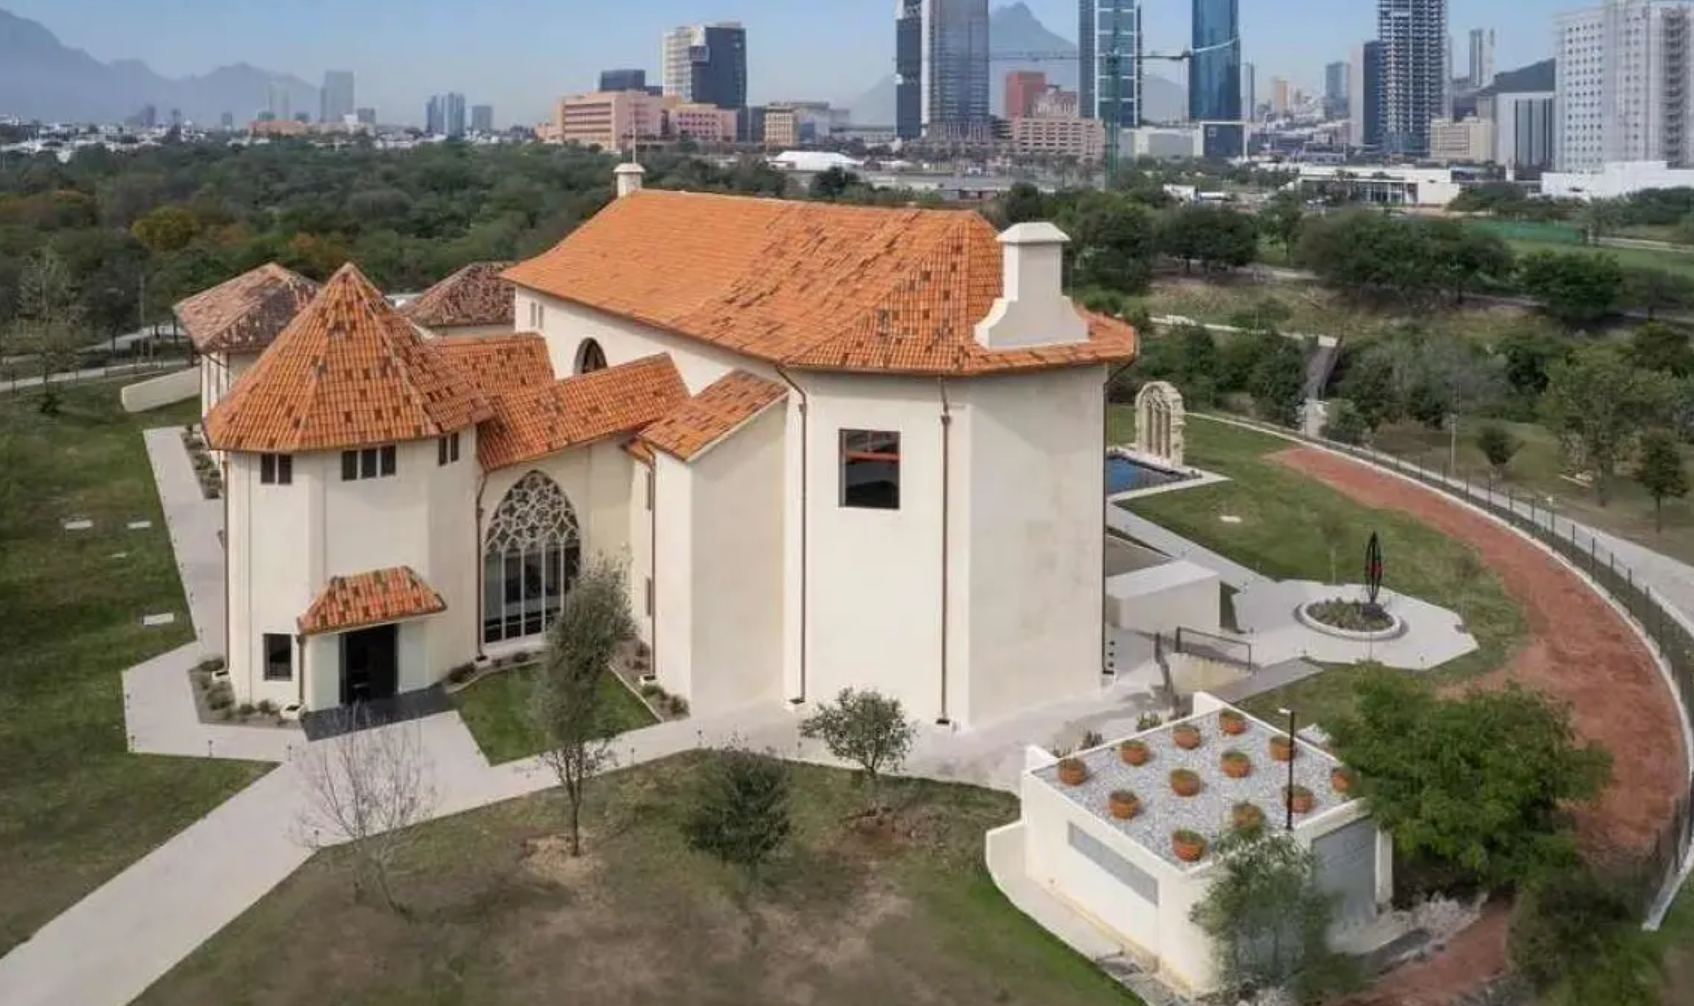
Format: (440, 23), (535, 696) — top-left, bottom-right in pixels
(800, 688), (917, 809)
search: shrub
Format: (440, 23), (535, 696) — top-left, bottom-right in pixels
(1509, 866), (1658, 1005)
(1136, 712), (1162, 731)
(665, 694), (689, 717)
(639, 682), (662, 699)
(799, 688), (917, 806)
(208, 691), (233, 710)
(197, 656), (226, 673)
(683, 746), (792, 884)
(237, 702), (256, 716)
(1078, 729), (1105, 750)
(1323, 399), (1369, 445)
(1477, 423), (1522, 476)
(257, 699), (278, 715)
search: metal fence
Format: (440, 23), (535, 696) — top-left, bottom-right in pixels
(1, 356), (189, 395)
(1208, 413), (1694, 923)
(1174, 625), (1255, 670)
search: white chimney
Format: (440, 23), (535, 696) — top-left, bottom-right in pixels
(973, 222), (1088, 350)
(614, 161), (646, 199)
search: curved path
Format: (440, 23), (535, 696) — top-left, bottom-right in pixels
(1273, 446), (1686, 1005)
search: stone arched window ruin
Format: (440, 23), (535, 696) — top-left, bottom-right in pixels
(1134, 381), (1187, 468)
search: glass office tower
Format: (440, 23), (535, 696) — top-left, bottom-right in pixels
(1189, 0), (1242, 157)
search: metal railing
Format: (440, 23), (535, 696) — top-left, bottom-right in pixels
(1174, 625), (1255, 670)
(1202, 412), (1694, 923)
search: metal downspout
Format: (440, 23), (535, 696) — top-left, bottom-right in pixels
(937, 378), (953, 726)
(1105, 361), (1137, 679)
(776, 365), (809, 705)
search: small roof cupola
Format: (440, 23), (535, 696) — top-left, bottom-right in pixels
(973, 221), (1089, 351)
(614, 162), (646, 199)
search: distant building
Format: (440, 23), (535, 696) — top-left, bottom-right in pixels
(1010, 115), (1105, 162)
(471, 104), (494, 133)
(599, 68), (648, 93)
(1270, 76), (1290, 117)
(1189, 0), (1241, 155)
(1033, 85), (1080, 118)
(137, 104), (158, 129)
(1378, 0), (1447, 156)
(1125, 124), (1204, 160)
(1349, 40), (1385, 149)
(924, 0), (992, 140)
(668, 102), (739, 145)
(1468, 27), (1495, 89)
(267, 80), (292, 123)
(662, 22), (748, 111)
(446, 93), (467, 137)
(220, 111), (235, 130)
(553, 91), (664, 151)
(321, 70), (355, 124)
(895, 0), (923, 138)
(1005, 71), (1046, 120)
(1294, 163), (1462, 206)
(355, 107), (377, 126)
(1475, 59), (1554, 171)
(1556, 1), (1694, 172)
(1544, 160), (1694, 199)
(1080, 0), (1141, 130)
(293, 111), (311, 125)
(1242, 61), (1256, 120)
(1427, 116), (1493, 163)
(764, 105), (800, 148)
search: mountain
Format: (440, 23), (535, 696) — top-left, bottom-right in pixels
(0, 7), (317, 124)
(845, 3), (1185, 129)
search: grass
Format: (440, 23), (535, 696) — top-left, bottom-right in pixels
(136, 757), (1144, 1006)
(0, 383), (268, 954)
(453, 663), (659, 764)
(1652, 884), (1694, 1005)
(1506, 236), (1694, 281)
(1111, 410), (1526, 729)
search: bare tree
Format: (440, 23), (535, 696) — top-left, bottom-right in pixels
(293, 706), (439, 913)
(531, 554), (636, 857)
(9, 250), (85, 415)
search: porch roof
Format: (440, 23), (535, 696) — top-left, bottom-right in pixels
(298, 566), (447, 636)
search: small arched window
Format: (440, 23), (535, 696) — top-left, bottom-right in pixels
(575, 339), (608, 374)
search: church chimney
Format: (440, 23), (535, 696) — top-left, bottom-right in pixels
(973, 222), (1088, 350)
(614, 161), (646, 199)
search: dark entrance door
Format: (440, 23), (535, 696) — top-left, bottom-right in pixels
(341, 624), (399, 706)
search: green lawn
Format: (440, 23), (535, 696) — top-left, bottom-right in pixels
(453, 663), (659, 764)
(1653, 885), (1694, 1004)
(137, 757), (1142, 1006)
(1506, 237), (1694, 281)
(1113, 411), (1526, 728)
(0, 383), (268, 953)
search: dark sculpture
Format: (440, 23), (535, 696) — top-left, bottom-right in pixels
(1364, 531), (1385, 617)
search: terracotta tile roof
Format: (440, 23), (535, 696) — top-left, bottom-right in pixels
(640, 370), (788, 462)
(502, 190), (1137, 377)
(204, 264), (494, 454)
(298, 566), (446, 636)
(623, 439), (655, 464)
(478, 354), (688, 470)
(173, 263), (321, 353)
(433, 333), (555, 397)
(400, 261), (516, 330)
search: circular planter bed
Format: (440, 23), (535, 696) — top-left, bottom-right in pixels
(1220, 749), (1252, 779)
(1296, 597), (1406, 642)
(1270, 735), (1298, 762)
(1120, 739), (1151, 766)
(1232, 801), (1265, 832)
(1172, 723), (1203, 750)
(1285, 784), (1316, 815)
(1172, 829), (1208, 863)
(1218, 709), (1248, 735)
(1170, 768), (1203, 797)
(1331, 767), (1357, 795)
(1057, 757), (1089, 786)
(1108, 789), (1141, 820)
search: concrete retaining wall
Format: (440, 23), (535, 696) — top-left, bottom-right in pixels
(121, 368), (198, 414)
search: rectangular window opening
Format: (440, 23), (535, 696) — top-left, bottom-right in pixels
(360, 448), (378, 479)
(379, 445), (396, 476)
(260, 453), (292, 485)
(263, 633), (293, 682)
(341, 450), (358, 481)
(840, 429), (900, 510)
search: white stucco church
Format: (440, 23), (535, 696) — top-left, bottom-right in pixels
(187, 163), (1138, 729)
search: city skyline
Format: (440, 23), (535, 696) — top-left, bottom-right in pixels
(1, 0), (1548, 126)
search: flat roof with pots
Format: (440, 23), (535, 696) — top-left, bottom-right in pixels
(1030, 707), (1356, 870)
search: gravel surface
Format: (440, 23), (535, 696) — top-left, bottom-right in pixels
(1033, 707), (1354, 869)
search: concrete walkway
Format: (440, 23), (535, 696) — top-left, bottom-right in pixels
(1107, 504), (1266, 590)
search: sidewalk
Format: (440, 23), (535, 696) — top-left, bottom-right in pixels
(1106, 504), (1266, 591)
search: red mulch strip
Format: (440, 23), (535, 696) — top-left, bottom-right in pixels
(1271, 446), (1687, 1004)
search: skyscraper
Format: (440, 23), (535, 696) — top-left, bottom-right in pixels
(1005, 70), (1047, 119)
(895, 0), (923, 139)
(1350, 40), (1386, 149)
(1190, 0), (1241, 155)
(425, 95), (444, 134)
(1242, 61), (1256, 119)
(320, 70), (355, 123)
(599, 69), (648, 93)
(1556, 1), (1694, 171)
(1378, 0), (1447, 156)
(1270, 76), (1290, 116)
(1467, 27), (1495, 89)
(1325, 62), (1349, 104)
(1078, 0), (1140, 129)
(662, 23), (748, 110)
(445, 93), (467, 137)
(923, 0), (991, 140)
(267, 79), (291, 123)
(471, 104), (494, 133)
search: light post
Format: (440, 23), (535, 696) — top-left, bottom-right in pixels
(1278, 706), (1296, 831)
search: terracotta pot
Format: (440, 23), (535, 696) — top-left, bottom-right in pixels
(1221, 752), (1252, 779)
(1173, 724), (1203, 750)
(1170, 769), (1202, 797)
(1120, 740), (1151, 766)
(1232, 802), (1265, 831)
(1172, 831), (1207, 863)
(1331, 767), (1356, 794)
(1108, 790), (1141, 820)
(1057, 757), (1089, 786)
(1270, 735), (1297, 762)
(1286, 785), (1315, 815)
(1219, 710), (1248, 735)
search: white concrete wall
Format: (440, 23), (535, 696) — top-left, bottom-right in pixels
(683, 405), (786, 714)
(1106, 561), (1221, 635)
(121, 367), (198, 413)
(953, 367), (1107, 727)
(628, 460), (656, 647)
(652, 451), (695, 700)
(227, 449), (314, 710)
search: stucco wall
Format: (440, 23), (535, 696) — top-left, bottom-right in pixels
(628, 461), (656, 646)
(652, 452), (695, 700)
(1105, 560), (1221, 635)
(227, 449), (313, 709)
(684, 405), (786, 714)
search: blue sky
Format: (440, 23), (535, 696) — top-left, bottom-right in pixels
(8, 0), (1568, 125)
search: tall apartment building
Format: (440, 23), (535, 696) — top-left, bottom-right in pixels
(1270, 76), (1290, 116)
(1350, 40), (1386, 148)
(446, 93), (467, 137)
(267, 79), (292, 123)
(1325, 62), (1349, 105)
(896, 0), (923, 138)
(1556, 1), (1694, 171)
(1005, 71), (1047, 119)
(1378, 0), (1447, 156)
(1011, 116), (1105, 161)
(923, 0), (991, 140)
(471, 104), (494, 133)
(1190, 0), (1242, 156)
(599, 69), (648, 93)
(320, 71), (355, 124)
(1079, 0), (1141, 129)
(355, 107), (377, 126)
(662, 23), (748, 110)
(1468, 28), (1496, 88)
(1242, 61), (1256, 118)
